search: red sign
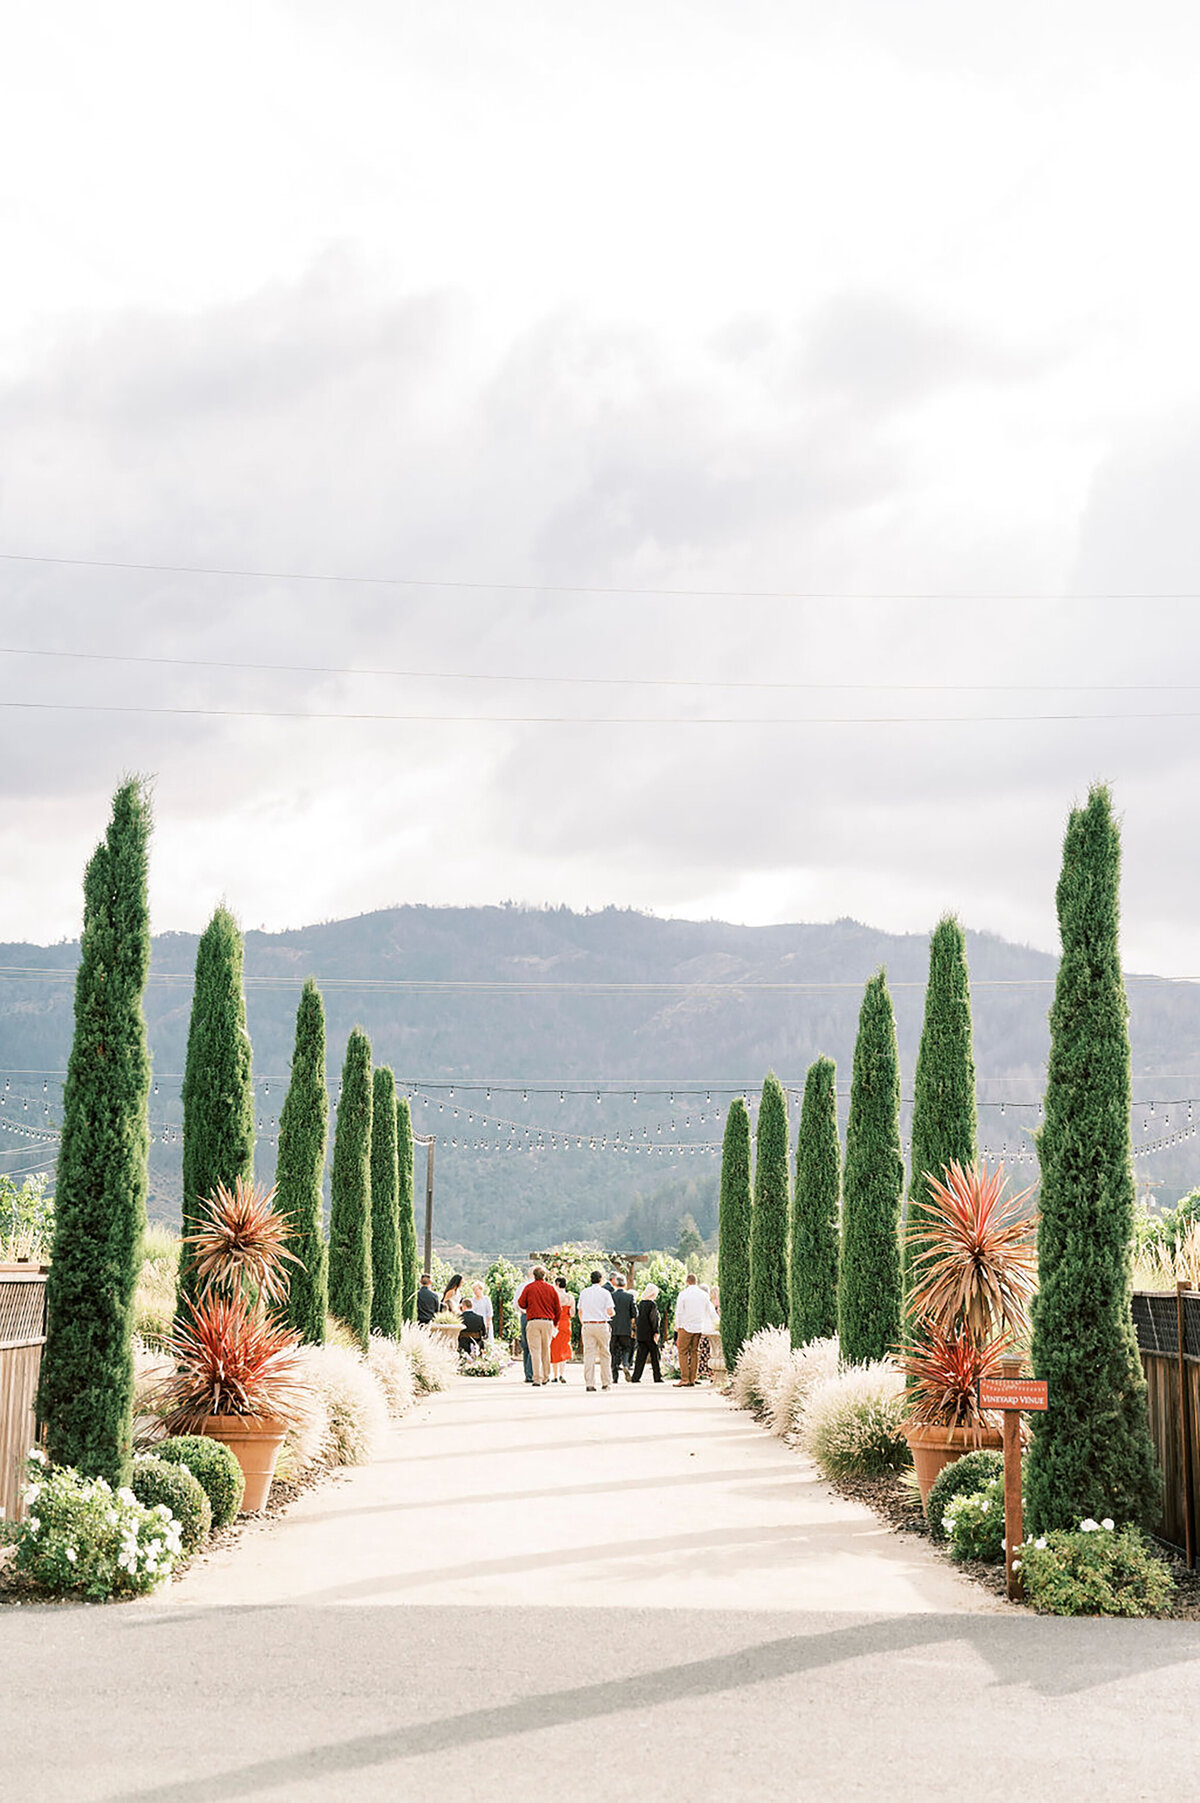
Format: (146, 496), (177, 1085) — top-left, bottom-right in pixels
(979, 1377), (1048, 1411)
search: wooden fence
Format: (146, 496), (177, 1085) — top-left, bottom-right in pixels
(1132, 1287), (1200, 1563)
(0, 1264), (48, 1526)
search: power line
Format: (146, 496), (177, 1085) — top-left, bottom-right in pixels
(0, 640), (1193, 696)
(5, 548), (1200, 603)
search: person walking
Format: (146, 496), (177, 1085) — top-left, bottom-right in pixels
(577, 1269), (615, 1391)
(416, 1273), (440, 1325)
(550, 1275), (575, 1382)
(610, 1276), (637, 1383)
(470, 1280), (494, 1339)
(516, 1265), (561, 1386)
(674, 1273), (708, 1387)
(516, 1266), (535, 1383)
(631, 1283), (663, 1383)
(696, 1283), (719, 1381)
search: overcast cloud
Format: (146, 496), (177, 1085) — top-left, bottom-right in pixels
(3, 2), (1200, 971)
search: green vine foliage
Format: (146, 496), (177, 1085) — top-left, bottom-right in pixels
(178, 906), (255, 1310)
(838, 971), (904, 1366)
(397, 1097), (418, 1321)
(790, 1056), (840, 1347)
(38, 781), (152, 1487)
(369, 1067), (402, 1337)
(718, 1097), (752, 1369)
(1025, 786), (1161, 1534)
(328, 1028), (374, 1350)
(904, 915), (977, 1300)
(275, 978), (328, 1344)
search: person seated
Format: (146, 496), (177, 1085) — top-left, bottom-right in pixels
(458, 1307), (487, 1355)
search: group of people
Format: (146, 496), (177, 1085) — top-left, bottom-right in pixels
(514, 1266), (720, 1391)
(415, 1270), (493, 1355)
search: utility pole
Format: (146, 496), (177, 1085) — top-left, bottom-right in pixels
(415, 1134), (435, 1276)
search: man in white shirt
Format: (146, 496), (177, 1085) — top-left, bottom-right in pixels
(673, 1273), (709, 1387)
(576, 1269), (616, 1391)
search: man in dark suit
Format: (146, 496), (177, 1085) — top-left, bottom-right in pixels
(416, 1273), (440, 1324)
(610, 1277), (637, 1383)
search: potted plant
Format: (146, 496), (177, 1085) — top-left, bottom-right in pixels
(902, 1160), (1037, 1505)
(152, 1180), (309, 1511)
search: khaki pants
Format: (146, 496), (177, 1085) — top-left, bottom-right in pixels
(581, 1321), (611, 1389)
(677, 1328), (702, 1385)
(526, 1317), (554, 1383)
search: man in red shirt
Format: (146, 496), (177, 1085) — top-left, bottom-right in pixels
(517, 1265), (562, 1386)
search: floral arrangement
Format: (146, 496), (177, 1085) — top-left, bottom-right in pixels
(1, 1448), (182, 1599)
(461, 1341), (508, 1378)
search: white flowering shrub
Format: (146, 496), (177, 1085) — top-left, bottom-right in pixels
(1017, 1521), (1173, 1616)
(765, 1338), (841, 1438)
(298, 1345), (388, 1466)
(367, 1334), (419, 1415)
(800, 1362), (910, 1480)
(730, 1329), (794, 1416)
(399, 1322), (459, 1393)
(944, 1478), (1005, 1562)
(1, 1450), (181, 1599)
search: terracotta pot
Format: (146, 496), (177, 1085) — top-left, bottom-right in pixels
(904, 1420), (1004, 1508)
(201, 1414), (287, 1513)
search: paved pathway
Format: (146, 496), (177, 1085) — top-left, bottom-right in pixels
(166, 1364), (988, 1613)
(4, 1366), (1200, 1802)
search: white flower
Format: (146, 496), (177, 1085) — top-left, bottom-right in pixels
(27, 1446), (47, 1465)
(27, 1516), (39, 1535)
(65, 1547), (76, 1563)
(942, 1515), (955, 1532)
(155, 1504), (172, 1519)
(1011, 1559), (1022, 1572)
(1035, 1536), (1047, 1549)
(105, 1510), (117, 1525)
(116, 1487), (136, 1506)
(1080, 1519), (1099, 1533)
(23, 1483), (40, 1506)
(1101, 1518), (1114, 1532)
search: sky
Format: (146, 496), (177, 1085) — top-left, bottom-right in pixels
(4, 1), (1200, 971)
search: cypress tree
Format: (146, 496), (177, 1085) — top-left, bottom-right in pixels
(178, 906), (254, 1308)
(38, 780), (152, 1486)
(328, 1028), (373, 1348)
(748, 1072), (791, 1334)
(397, 1095), (418, 1321)
(904, 915), (977, 1297)
(791, 1055), (841, 1346)
(275, 978), (328, 1343)
(1025, 786), (1161, 1533)
(839, 971), (904, 1365)
(370, 1067), (401, 1337)
(717, 1097), (752, 1368)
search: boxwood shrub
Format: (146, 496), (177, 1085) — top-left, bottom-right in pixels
(131, 1455), (212, 1554)
(154, 1435), (245, 1528)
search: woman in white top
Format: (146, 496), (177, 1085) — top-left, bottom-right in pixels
(470, 1280), (494, 1338)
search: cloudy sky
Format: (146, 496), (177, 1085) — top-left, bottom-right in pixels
(3, 1), (1200, 971)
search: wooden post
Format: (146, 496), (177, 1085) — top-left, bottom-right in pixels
(999, 1355), (1025, 1602)
(1177, 1281), (1195, 1569)
(422, 1136), (435, 1279)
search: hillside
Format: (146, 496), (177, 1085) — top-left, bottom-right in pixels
(3, 903), (1199, 1254)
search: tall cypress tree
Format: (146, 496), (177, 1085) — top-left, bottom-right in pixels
(904, 915), (977, 1296)
(748, 1072), (791, 1334)
(718, 1096), (752, 1368)
(370, 1066), (401, 1337)
(791, 1055), (841, 1347)
(38, 781), (152, 1486)
(276, 978), (328, 1343)
(839, 971), (904, 1365)
(1025, 787), (1160, 1533)
(178, 906), (254, 1308)
(328, 1028), (373, 1348)
(397, 1095), (418, 1322)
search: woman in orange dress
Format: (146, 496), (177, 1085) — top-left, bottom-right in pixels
(550, 1276), (575, 1382)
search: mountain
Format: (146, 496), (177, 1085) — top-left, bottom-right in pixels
(3, 903), (1198, 1254)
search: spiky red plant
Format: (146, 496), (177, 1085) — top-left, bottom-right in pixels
(902, 1322), (1010, 1433)
(152, 1291), (310, 1433)
(906, 1159), (1037, 1344)
(185, 1178), (300, 1306)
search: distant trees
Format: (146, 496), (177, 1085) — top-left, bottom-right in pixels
(370, 1067), (402, 1337)
(904, 916), (977, 1298)
(178, 906), (254, 1309)
(718, 1098), (753, 1368)
(748, 1073), (791, 1335)
(328, 1028), (374, 1349)
(275, 978), (328, 1344)
(397, 1096), (418, 1319)
(790, 1056), (840, 1347)
(38, 781), (152, 1487)
(676, 1213), (703, 1265)
(838, 972), (904, 1365)
(1026, 786), (1160, 1533)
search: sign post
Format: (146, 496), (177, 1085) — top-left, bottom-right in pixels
(978, 1357), (1049, 1601)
